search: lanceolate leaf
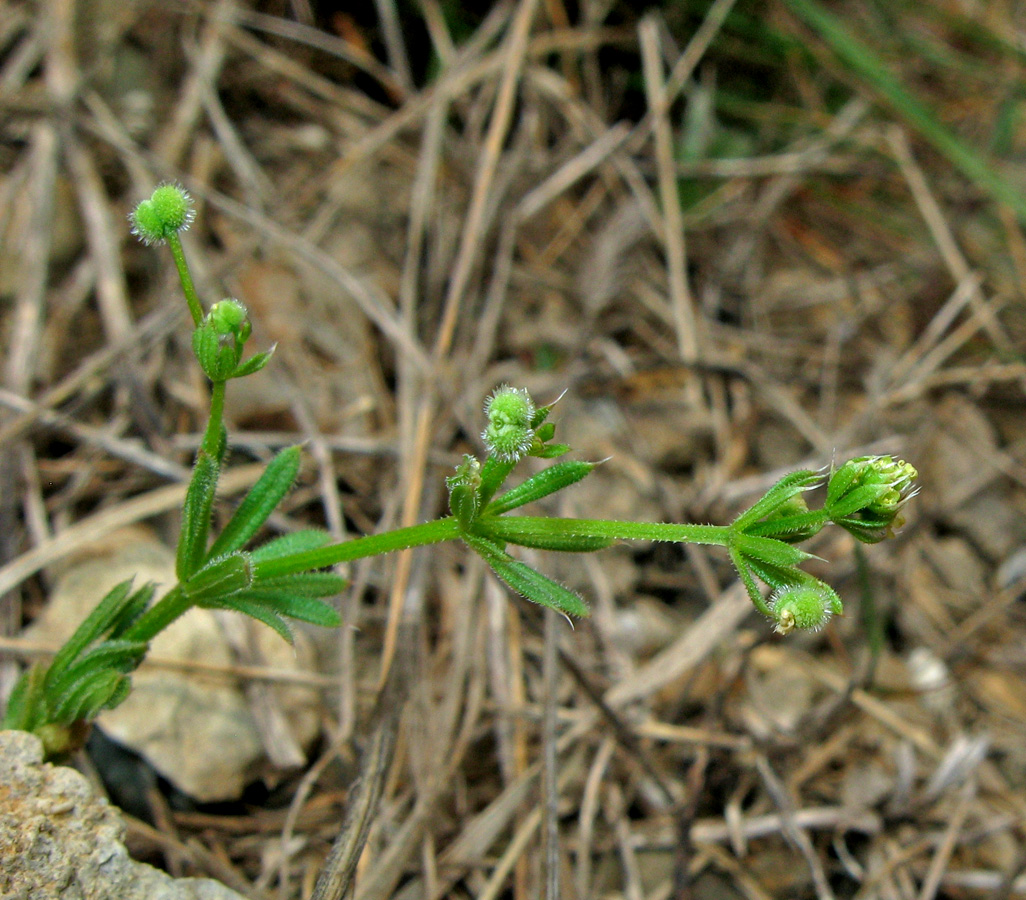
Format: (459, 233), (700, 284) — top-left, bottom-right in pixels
(45, 580), (134, 689)
(463, 533), (590, 618)
(728, 545), (772, 619)
(183, 553), (253, 604)
(52, 671), (129, 724)
(211, 596), (294, 643)
(475, 518), (614, 553)
(207, 446), (302, 559)
(249, 529), (333, 562)
(107, 582), (156, 639)
(230, 591), (342, 627)
(486, 460), (598, 515)
(1, 664), (47, 731)
(477, 456), (518, 509)
(732, 470), (823, 531)
(177, 450), (221, 580)
(533, 443), (571, 459)
(50, 641), (148, 687)
(729, 533), (812, 569)
(231, 345), (275, 379)
(252, 571), (347, 597)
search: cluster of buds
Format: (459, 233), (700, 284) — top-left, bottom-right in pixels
(727, 455), (918, 634)
(825, 455), (919, 544)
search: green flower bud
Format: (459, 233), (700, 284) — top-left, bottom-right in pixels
(209, 299), (252, 344)
(192, 300), (250, 382)
(769, 581), (842, 635)
(482, 385), (536, 462)
(130, 183), (195, 245)
(447, 454), (482, 530)
(826, 456), (918, 544)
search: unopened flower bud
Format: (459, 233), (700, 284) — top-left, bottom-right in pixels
(192, 300), (250, 382)
(447, 455), (482, 529)
(826, 455), (918, 544)
(209, 299), (251, 344)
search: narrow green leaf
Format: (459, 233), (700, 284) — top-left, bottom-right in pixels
(231, 345), (276, 379)
(530, 404), (554, 429)
(729, 545), (772, 619)
(47, 642), (147, 716)
(476, 518), (614, 553)
(486, 460), (598, 515)
(533, 443), (571, 459)
(215, 597), (294, 643)
(463, 533), (590, 618)
(448, 479), (480, 530)
(232, 591), (342, 627)
(830, 514), (892, 544)
(826, 460), (861, 507)
(97, 674), (133, 714)
(63, 640), (148, 678)
(739, 553), (804, 593)
(729, 533), (812, 569)
(207, 446), (301, 559)
(177, 450), (221, 580)
(249, 529), (333, 562)
(478, 456), (517, 509)
(825, 483), (889, 519)
(53, 671), (127, 724)
(740, 510), (826, 541)
(731, 470), (823, 530)
(252, 571), (347, 597)
(107, 583), (156, 639)
(183, 553), (253, 605)
(1, 663), (47, 731)
(45, 580), (134, 689)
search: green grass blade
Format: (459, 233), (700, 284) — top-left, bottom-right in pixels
(782, 0), (1026, 222)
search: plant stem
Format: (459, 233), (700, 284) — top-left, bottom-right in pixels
(253, 517), (463, 579)
(474, 516), (730, 547)
(121, 585), (191, 643)
(167, 232), (204, 326)
(202, 381), (226, 458)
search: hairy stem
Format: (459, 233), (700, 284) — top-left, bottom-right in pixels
(202, 380), (226, 458)
(167, 232), (203, 326)
(474, 516), (730, 547)
(121, 585), (191, 644)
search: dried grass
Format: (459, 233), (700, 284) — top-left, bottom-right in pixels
(2, 0), (1026, 898)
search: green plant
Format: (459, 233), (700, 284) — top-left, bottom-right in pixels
(1, 185), (918, 758)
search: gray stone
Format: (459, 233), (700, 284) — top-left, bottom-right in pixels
(0, 730), (249, 900)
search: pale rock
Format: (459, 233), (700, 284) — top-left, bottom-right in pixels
(0, 729), (247, 900)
